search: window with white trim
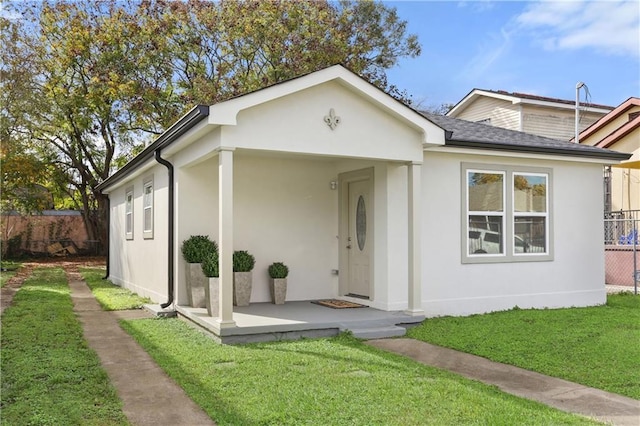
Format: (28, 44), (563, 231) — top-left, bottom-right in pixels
(125, 187), (134, 240)
(463, 164), (552, 263)
(142, 178), (153, 239)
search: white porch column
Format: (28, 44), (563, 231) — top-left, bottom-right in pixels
(406, 161), (425, 316)
(217, 148), (236, 327)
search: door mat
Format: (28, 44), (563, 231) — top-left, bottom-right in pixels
(311, 299), (366, 309)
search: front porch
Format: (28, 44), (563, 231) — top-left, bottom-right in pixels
(147, 301), (424, 344)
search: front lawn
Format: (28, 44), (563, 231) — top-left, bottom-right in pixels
(79, 267), (150, 310)
(0, 261), (21, 287)
(0, 267), (129, 425)
(122, 318), (598, 425)
(407, 293), (640, 399)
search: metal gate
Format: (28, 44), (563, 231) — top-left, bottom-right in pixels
(604, 210), (639, 294)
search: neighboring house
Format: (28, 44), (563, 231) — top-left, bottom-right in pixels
(97, 65), (629, 340)
(446, 89), (613, 141)
(576, 97), (640, 213)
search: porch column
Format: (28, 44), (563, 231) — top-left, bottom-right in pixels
(406, 161), (425, 316)
(217, 148), (236, 327)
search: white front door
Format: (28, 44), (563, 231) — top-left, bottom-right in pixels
(346, 178), (372, 298)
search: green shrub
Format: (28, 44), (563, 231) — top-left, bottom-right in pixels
(233, 250), (255, 272)
(268, 262), (288, 279)
(181, 235), (217, 263)
(201, 252), (219, 278)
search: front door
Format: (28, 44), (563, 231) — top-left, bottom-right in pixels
(346, 178), (372, 298)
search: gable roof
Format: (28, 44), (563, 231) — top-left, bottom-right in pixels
(423, 113), (630, 161)
(97, 67), (630, 192)
(575, 97), (640, 148)
(447, 88), (614, 117)
(97, 65), (444, 191)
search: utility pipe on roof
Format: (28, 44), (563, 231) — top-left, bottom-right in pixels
(155, 149), (175, 309)
(575, 82), (585, 143)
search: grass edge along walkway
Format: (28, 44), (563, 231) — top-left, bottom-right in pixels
(0, 267), (129, 425)
(368, 338), (640, 426)
(121, 318), (601, 425)
(406, 293), (640, 400)
(66, 267), (216, 426)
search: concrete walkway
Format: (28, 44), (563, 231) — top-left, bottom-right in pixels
(367, 338), (640, 426)
(66, 269), (216, 426)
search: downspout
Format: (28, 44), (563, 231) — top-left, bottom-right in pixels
(155, 149), (175, 309)
(102, 197), (110, 279)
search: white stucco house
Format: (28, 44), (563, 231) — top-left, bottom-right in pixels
(97, 65), (630, 342)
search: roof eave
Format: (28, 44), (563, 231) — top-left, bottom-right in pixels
(96, 105), (210, 192)
(444, 139), (632, 161)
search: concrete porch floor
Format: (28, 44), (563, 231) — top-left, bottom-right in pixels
(146, 301), (425, 344)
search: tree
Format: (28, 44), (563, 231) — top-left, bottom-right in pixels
(1, 0), (421, 253)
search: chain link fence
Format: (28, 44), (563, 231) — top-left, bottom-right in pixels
(604, 210), (639, 294)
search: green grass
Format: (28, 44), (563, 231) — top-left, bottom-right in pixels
(0, 267), (129, 426)
(121, 319), (599, 425)
(407, 293), (640, 399)
(79, 267), (151, 310)
(0, 261), (21, 287)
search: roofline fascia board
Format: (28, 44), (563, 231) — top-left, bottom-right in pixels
(595, 118), (640, 149)
(447, 88), (613, 117)
(515, 98), (612, 113)
(426, 145), (631, 165)
(97, 105), (210, 192)
(443, 140), (631, 161)
(447, 89), (523, 117)
(579, 97), (640, 141)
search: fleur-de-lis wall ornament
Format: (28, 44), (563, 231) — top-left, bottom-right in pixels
(324, 108), (341, 130)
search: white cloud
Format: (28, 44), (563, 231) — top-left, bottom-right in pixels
(462, 27), (514, 80)
(516, 0), (640, 57)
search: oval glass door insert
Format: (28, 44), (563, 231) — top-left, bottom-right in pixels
(356, 195), (366, 251)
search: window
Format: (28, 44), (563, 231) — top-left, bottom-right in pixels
(513, 173), (548, 255)
(125, 187), (134, 240)
(463, 164), (552, 263)
(143, 178), (153, 239)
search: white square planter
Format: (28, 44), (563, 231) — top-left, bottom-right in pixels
(270, 278), (287, 304)
(205, 277), (219, 317)
(186, 263), (207, 308)
(233, 272), (252, 306)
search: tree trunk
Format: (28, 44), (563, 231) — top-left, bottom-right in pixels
(80, 191), (108, 256)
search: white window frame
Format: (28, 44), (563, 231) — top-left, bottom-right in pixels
(125, 186), (134, 240)
(142, 177), (154, 239)
(462, 163), (553, 264)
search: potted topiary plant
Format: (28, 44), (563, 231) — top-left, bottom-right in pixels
(233, 250), (255, 306)
(181, 235), (217, 308)
(201, 251), (219, 317)
(268, 262), (288, 305)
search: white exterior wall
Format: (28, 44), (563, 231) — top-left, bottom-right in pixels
(108, 164), (169, 302)
(421, 150), (606, 317)
(172, 154), (410, 308)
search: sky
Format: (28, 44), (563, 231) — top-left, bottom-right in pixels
(384, 0), (640, 110)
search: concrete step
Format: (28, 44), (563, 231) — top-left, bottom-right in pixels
(348, 325), (407, 340)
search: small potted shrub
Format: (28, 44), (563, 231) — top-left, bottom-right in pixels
(181, 235), (217, 308)
(201, 251), (219, 317)
(268, 262), (288, 305)
(233, 250), (255, 306)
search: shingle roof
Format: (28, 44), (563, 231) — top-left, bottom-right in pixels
(422, 113), (631, 161)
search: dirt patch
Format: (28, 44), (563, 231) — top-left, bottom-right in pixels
(0, 257), (106, 314)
